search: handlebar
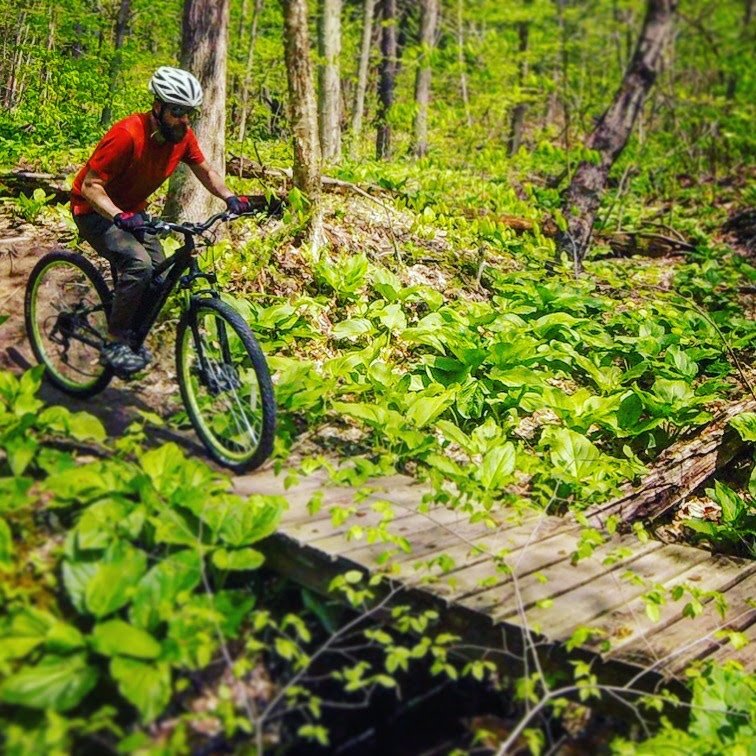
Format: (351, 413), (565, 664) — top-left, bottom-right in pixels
(138, 210), (254, 237)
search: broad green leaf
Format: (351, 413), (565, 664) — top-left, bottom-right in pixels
(130, 550), (202, 631)
(91, 620), (161, 660)
(0, 654), (98, 712)
(543, 427), (603, 482)
(0, 516), (11, 563)
(201, 494), (282, 547)
(4, 435), (38, 477)
(405, 389), (453, 428)
(62, 559), (99, 613)
(110, 657), (171, 722)
(75, 497), (132, 550)
(707, 481), (745, 524)
(84, 542), (147, 618)
(377, 303), (407, 333)
(332, 318), (374, 339)
(64, 412), (107, 443)
(211, 547), (265, 571)
(731, 412), (756, 442)
(652, 378), (694, 405)
(435, 420), (474, 453)
(478, 443), (516, 489)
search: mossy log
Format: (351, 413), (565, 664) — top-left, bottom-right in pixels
(585, 395), (756, 528)
(0, 170), (69, 204)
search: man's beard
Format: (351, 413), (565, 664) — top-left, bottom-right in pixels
(158, 112), (187, 143)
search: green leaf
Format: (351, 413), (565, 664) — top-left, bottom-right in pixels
(130, 550), (202, 631)
(652, 378), (694, 405)
(211, 547), (265, 571)
(75, 497), (132, 550)
(708, 481), (745, 524)
(332, 318), (374, 339)
(4, 435), (38, 476)
(84, 542), (148, 618)
(731, 412), (756, 442)
(405, 389), (453, 428)
(64, 412), (107, 443)
(110, 657), (171, 722)
(0, 654), (98, 712)
(378, 303), (407, 333)
(201, 494), (282, 547)
(91, 620), (161, 660)
(0, 516), (12, 563)
(478, 443), (516, 489)
(543, 427), (602, 482)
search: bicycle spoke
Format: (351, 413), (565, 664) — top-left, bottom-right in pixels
(178, 304), (274, 466)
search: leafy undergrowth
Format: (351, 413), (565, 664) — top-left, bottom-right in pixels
(204, 190), (756, 523)
(3, 177), (756, 752)
(3, 367), (756, 754)
(0, 368), (286, 751)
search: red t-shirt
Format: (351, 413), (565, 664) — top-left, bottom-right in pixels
(71, 112), (205, 215)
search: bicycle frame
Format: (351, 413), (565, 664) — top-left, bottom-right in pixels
(128, 213), (229, 348)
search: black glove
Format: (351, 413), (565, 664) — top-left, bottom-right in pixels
(113, 211), (146, 242)
(225, 195), (251, 215)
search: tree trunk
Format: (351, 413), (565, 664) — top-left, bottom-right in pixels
(318, 0), (342, 162)
(507, 6), (530, 156)
(412, 0), (438, 158)
(557, 0), (678, 269)
(376, 0), (397, 160)
(349, 0), (375, 157)
(237, 0), (264, 146)
(281, 0), (321, 197)
(100, 0), (132, 127)
(165, 0), (230, 222)
(456, 0), (472, 127)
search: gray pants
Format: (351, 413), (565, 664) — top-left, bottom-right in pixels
(74, 212), (164, 338)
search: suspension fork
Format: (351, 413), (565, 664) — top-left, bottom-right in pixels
(187, 292), (230, 376)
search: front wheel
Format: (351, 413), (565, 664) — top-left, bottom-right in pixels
(176, 298), (276, 472)
(24, 251), (113, 397)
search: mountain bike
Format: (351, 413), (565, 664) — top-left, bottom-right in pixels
(24, 211), (276, 472)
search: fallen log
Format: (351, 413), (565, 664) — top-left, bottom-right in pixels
(602, 231), (696, 258)
(584, 395), (756, 528)
(227, 155), (386, 197)
(0, 170), (69, 204)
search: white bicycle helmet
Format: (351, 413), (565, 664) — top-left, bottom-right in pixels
(149, 66), (203, 108)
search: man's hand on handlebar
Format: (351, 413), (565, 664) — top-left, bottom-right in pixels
(225, 195), (252, 216)
(113, 211), (148, 242)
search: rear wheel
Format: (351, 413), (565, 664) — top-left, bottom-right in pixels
(176, 298), (276, 472)
(25, 251), (113, 397)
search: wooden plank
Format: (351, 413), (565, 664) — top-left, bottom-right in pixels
(600, 561), (756, 672)
(699, 612), (756, 671)
(488, 537), (664, 620)
(518, 543), (714, 640)
(233, 468), (330, 501)
(430, 526), (589, 604)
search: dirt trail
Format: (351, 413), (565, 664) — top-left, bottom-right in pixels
(0, 209), (205, 456)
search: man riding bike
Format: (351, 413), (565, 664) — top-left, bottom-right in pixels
(70, 66), (251, 375)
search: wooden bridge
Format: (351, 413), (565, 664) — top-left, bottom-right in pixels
(235, 468), (755, 690)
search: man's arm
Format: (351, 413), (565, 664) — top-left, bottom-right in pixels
(189, 161), (234, 202)
(80, 170), (123, 220)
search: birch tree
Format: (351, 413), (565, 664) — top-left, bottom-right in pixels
(165, 0), (230, 222)
(318, 0), (342, 162)
(412, 0), (438, 157)
(349, 0), (375, 156)
(237, 0), (264, 146)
